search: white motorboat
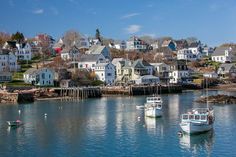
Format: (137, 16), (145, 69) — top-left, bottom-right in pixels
(144, 96), (162, 117)
(180, 78), (214, 134)
(179, 108), (214, 134)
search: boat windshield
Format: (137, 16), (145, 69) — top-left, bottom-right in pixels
(182, 114), (207, 121)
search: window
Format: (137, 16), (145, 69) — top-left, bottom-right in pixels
(107, 73), (111, 76)
(42, 73), (45, 79)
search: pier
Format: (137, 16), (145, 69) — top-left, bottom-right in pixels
(53, 87), (102, 100)
(101, 85), (182, 96)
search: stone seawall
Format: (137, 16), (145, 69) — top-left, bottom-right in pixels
(0, 91), (34, 104)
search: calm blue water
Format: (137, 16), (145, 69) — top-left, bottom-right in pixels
(0, 90), (236, 157)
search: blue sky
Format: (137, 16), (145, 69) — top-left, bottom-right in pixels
(1, 0), (236, 46)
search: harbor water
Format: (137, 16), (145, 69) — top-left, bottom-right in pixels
(0, 90), (236, 156)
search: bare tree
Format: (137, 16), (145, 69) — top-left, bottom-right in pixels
(63, 30), (82, 48)
(0, 32), (11, 47)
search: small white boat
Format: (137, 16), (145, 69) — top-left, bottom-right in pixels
(144, 96), (162, 117)
(6, 120), (23, 127)
(180, 108), (214, 134)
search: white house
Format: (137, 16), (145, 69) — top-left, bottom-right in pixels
(177, 48), (197, 61)
(16, 43), (32, 60)
(24, 68), (54, 86)
(77, 54), (107, 71)
(168, 60), (190, 84)
(150, 62), (170, 79)
(94, 62), (116, 85)
(212, 47), (232, 63)
(126, 36), (150, 52)
(60, 46), (80, 61)
(0, 49), (18, 72)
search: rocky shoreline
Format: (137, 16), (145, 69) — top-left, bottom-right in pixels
(196, 94), (236, 104)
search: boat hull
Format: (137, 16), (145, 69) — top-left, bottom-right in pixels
(145, 108), (162, 118)
(7, 121), (23, 127)
(180, 122), (213, 134)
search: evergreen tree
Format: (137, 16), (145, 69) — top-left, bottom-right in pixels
(11, 31), (25, 43)
(95, 28), (102, 44)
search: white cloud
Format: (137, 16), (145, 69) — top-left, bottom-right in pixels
(125, 25), (141, 34)
(121, 13), (140, 19)
(33, 9), (44, 14)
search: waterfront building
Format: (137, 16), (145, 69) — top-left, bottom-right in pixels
(94, 62), (116, 85)
(23, 67), (54, 86)
(211, 47), (232, 63)
(116, 59), (153, 83)
(150, 62), (170, 83)
(168, 60), (191, 84)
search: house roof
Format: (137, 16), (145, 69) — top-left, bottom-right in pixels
(112, 58), (125, 65)
(79, 54), (101, 62)
(162, 40), (174, 47)
(86, 45), (106, 54)
(212, 47), (230, 56)
(132, 59), (145, 69)
(61, 45), (80, 54)
(95, 63), (109, 67)
(24, 67), (54, 75)
(219, 63), (235, 72)
(0, 49), (11, 55)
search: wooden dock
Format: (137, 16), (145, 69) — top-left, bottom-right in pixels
(101, 85), (182, 96)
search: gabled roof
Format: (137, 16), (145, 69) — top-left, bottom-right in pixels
(79, 54), (101, 62)
(61, 45), (80, 54)
(112, 58), (125, 65)
(212, 47), (230, 56)
(24, 67), (54, 75)
(219, 63), (235, 72)
(0, 49), (11, 55)
(86, 45), (106, 54)
(132, 59), (145, 69)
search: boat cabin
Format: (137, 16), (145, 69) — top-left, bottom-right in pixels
(146, 96), (162, 103)
(181, 114), (208, 122)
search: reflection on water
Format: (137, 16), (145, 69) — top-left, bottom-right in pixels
(145, 117), (164, 137)
(179, 130), (214, 155)
(1, 90), (236, 156)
